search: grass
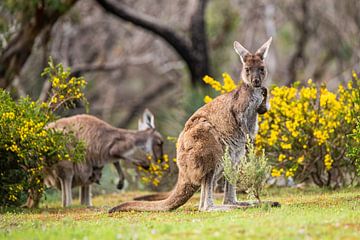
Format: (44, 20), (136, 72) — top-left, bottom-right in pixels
(1, 187), (359, 240)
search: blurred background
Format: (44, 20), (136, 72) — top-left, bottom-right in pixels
(1, 0), (359, 194)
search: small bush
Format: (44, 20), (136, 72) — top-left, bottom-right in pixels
(0, 58), (87, 207)
(222, 139), (271, 203)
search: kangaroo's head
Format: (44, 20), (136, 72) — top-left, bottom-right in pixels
(137, 109), (164, 168)
(234, 37), (272, 87)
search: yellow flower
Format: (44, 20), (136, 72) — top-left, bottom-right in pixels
(222, 73), (237, 92)
(285, 170), (294, 177)
(9, 144), (19, 152)
(297, 156), (304, 164)
(280, 143), (292, 150)
(278, 154), (286, 162)
(204, 95), (213, 104)
(324, 154), (333, 170)
(53, 77), (60, 87)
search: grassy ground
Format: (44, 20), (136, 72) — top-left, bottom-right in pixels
(1, 187), (359, 240)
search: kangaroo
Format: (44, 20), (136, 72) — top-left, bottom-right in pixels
(27, 109), (164, 208)
(109, 38), (275, 213)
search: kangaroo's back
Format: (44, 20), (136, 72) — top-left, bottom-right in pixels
(47, 114), (115, 140)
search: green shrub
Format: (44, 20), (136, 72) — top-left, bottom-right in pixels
(348, 117), (360, 176)
(0, 58), (87, 207)
(222, 139), (271, 203)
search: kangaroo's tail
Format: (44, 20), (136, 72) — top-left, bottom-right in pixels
(109, 180), (199, 213)
(133, 192), (170, 201)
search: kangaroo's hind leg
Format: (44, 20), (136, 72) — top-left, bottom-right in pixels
(199, 172), (214, 211)
(222, 144), (251, 207)
(80, 185), (92, 206)
(223, 180), (250, 206)
(199, 171), (238, 212)
(59, 175), (73, 207)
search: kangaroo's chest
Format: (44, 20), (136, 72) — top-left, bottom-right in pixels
(244, 88), (263, 129)
(224, 88), (264, 154)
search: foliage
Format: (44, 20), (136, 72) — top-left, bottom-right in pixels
(0, 0), (74, 51)
(43, 57), (88, 112)
(222, 139), (271, 202)
(257, 76), (360, 187)
(203, 72), (360, 187)
(347, 117), (360, 176)
(1, 0), (72, 22)
(0, 58), (87, 207)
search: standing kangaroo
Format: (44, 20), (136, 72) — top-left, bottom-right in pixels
(109, 38), (275, 213)
(28, 109), (164, 208)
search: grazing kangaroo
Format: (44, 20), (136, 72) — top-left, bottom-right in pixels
(109, 38), (276, 213)
(28, 110), (164, 208)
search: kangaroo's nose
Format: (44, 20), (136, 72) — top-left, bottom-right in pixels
(254, 78), (261, 86)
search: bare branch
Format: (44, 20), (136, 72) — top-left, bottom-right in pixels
(95, 0), (193, 72)
(95, 0), (210, 86)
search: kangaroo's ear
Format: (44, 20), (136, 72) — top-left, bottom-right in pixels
(138, 108), (155, 130)
(234, 41), (250, 64)
(255, 37), (272, 60)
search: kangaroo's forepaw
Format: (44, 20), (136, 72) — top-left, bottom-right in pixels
(200, 205), (239, 212)
(116, 180), (124, 190)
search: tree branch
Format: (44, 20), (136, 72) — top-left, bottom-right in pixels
(285, 0), (311, 86)
(95, 0), (209, 86)
(96, 0), (195, 76)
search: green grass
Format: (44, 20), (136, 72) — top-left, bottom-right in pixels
(1, 188), (359, 240)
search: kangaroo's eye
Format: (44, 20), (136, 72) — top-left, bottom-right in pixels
(259, 67), (265, 73)
(245, 68), (250, 74)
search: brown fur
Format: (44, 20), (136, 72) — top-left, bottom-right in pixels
(109, 38), (274, 213)
(110, 86), (267, 212)
(28, 112), (163, 208)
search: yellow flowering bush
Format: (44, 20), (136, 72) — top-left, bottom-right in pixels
(203, 72), (360, 187)
(137, 136), (178, 188)
(0, 59), (87, 207)
(43, 57), (88, 112)
(203, 73), (237, 103)
(137, 153), (177, 187)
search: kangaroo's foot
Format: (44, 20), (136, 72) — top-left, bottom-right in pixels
(200, 204), (244, 212)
